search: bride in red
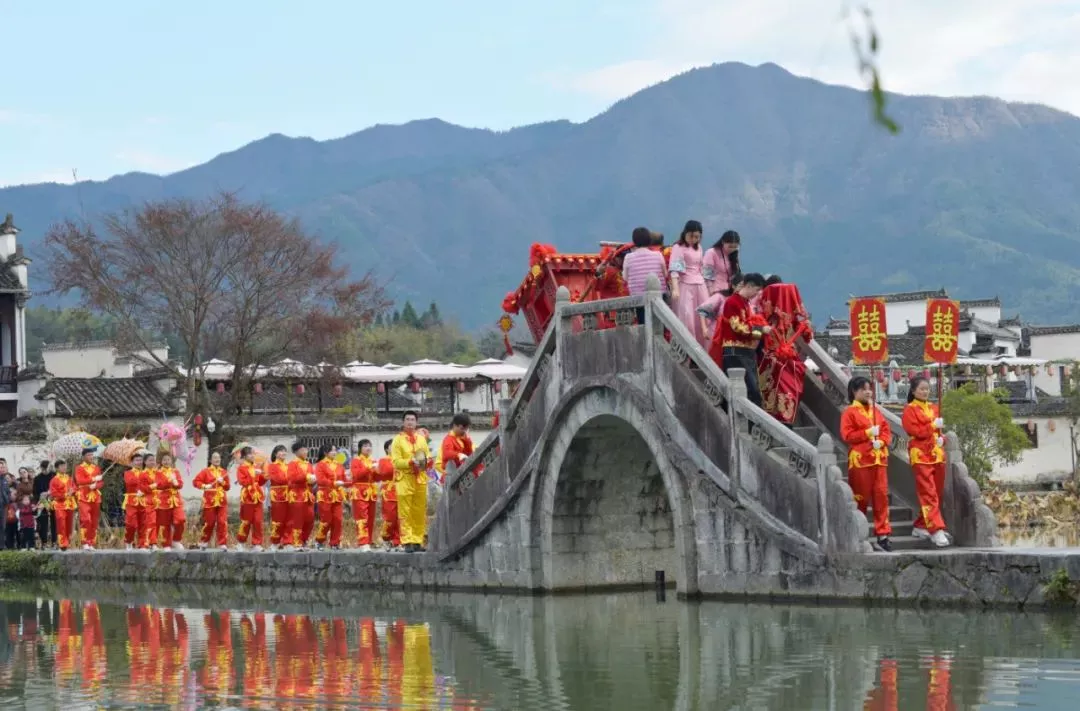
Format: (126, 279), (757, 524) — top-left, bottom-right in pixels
(756, 280), (813, 424)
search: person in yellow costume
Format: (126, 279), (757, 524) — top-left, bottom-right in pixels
(390, 410), (432, 553)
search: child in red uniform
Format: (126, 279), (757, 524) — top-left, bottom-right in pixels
(74, 447), (104, 549)
(314, 449), (347, 549)
(286, 442), (316, 550)
(266, 445), (290, 549)
(840, 376), (893, 551)
(154, 453), (186, 550)
(193, 451), (230, 549)
(436, 413), (479, 482)
(48, 461), (77, 551)
(350, 439), (379, 551)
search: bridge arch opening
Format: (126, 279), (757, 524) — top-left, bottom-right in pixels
(545, 413), (680, 590)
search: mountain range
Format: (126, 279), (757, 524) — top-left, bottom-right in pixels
(4, 61), (1080, 330)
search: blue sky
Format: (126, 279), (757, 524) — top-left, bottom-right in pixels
(1, 0), (1077, 187)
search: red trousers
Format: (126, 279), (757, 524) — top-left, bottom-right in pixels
(315, 501), (344, 547)
(849, 465), (892, 537)
(156, 507), (186, 547)
(55, 508), (75, 550)
(912, 462), (947, 533)
(381, 498), (400, 547)
(200, 506), (228, 546)
(353, 498), (377, 545)
(288, 502), (315, 547)
(269, 501), (289, 545)
(77, 499), (101, 547)
(237, 502), (264, 546)
(124, 505), (155, 547)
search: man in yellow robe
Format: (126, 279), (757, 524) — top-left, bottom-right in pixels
(390, 410), (432, 553)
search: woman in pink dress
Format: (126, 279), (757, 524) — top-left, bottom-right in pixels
(669, 220), (710, 346)
(702, 230), (741, 297)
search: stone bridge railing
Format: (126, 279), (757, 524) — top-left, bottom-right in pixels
(797, 337), (999, 547)
(433, 277), (872, 561)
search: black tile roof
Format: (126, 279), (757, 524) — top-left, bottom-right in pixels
(208, 381), (459, 415)
(959, 297), (1001, 308)
(36, 377), (179, 417)
(1009, 398), (1073, 418)
(1028, 324), (1080, 336)
(814, 332), (929, 365)
(854, 288), (949, 304)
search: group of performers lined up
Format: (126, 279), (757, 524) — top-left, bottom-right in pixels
(44, 411), (478, 552)
(610, 222), (952, 552)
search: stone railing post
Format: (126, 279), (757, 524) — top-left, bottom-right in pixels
(644, 274), (662, 401)
(727, 368), (747, 501)
(813, 433), (837, 548)
(433, 461), (455, 551)
(553, 285), (570, 393)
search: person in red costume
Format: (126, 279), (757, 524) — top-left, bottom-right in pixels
(756, 280), (813, 425)
(266, 445), (290, 549)
(379, 439), (400, 549)
(235, 446), (268, 550)
(350, 439), (379, 551)
(436, 413), (479, 483)
(709, 273), (768, 407)
(902, 376), (952, 548)
(122, 452), (154, 549)
(193, 451), (230, 550)
(74, 447), (104, 549)
(153, 453), (186, 550)
(840, 376), (893, 551)
(48, 460), (77, 551)
(286, 442), (316, 550)
(314, 448), (347, 549)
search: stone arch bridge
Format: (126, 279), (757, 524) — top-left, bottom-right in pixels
(429, 283), (998, 597)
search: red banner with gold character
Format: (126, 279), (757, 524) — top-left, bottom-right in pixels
(849, 297), (889, 365)
(924, 298), (960, 364)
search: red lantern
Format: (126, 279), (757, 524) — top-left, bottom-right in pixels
(296, 383), (305, 395)
(216, 382), (225, 394)
(254, 382), (263, 394)
(194, 414), (203, 427)
(875, 370), (885, 383)
(333, 383), (343, 397)
(456, 381), (466, 393)
(410, 380), (421, 394)
(891, 369), (902, 382)
(377, 382), (386, 394)
(907, 369), (916, 380)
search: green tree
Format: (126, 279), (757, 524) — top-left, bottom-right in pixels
(942, 384), (1029, 487)
(422, 301), (443, 328)
(391, 310), (401, 326)
(477, 330), (508, 359)
(400, 301), (421, 328)
(374, 313), (384, 327)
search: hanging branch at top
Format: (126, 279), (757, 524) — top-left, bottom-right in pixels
(847, 3), (900, 134)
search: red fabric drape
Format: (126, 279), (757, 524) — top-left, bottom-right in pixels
(757, 283), (813, 424)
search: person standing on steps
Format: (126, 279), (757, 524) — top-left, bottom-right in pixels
(668, 220), (711, 346)
(702, 229), (741, 299)
(902, 376), (952, 548)
(710, 272), (769, 408)
(840, 376), (894, 551)
(74, 447), (104, 550)
(391, 411), (432, 553)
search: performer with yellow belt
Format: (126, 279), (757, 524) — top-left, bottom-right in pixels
(193, 451), (230, 549)
(390, 411), (432, 553)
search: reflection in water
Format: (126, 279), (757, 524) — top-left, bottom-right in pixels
(1000, 526), (1080, 548)
(0, 586), (1078, 709)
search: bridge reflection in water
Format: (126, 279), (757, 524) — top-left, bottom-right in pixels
(1, 586), (1079, 709)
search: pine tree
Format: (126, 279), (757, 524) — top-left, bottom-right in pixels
(425, 301), (443, 327)
(391, 310), (401, 325)
(400, 301), (421, 328)
(374, 313), (385, 327)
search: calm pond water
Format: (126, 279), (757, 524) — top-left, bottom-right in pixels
(1, 581), (1079, 709)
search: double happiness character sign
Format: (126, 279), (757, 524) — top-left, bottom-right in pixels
(849, 297), (889, 365)
(924, 298), (960, 364)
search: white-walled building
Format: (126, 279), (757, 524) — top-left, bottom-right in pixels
(1026, 325), (1080, 397)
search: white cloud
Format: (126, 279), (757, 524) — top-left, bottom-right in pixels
(550, 0), (1080, 116)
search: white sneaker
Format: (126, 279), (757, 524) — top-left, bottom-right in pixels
(931, 530), (951, 548)
(359, 544), (371, 552)
(234, 543), (244, 552)
(283, 545), (296, 552)
(253, 545), (264, 552)
(912, 527), (930, 540)
(125, 543), (133, 550)
(82, 544), (91, 551)
(172, 543), (185, 551)
(198, 542), (208, 550)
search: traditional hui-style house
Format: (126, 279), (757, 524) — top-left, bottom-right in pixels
(0, 213), (30, 423)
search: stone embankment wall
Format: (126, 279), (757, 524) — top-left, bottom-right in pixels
(4, 546), (1078, 610)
